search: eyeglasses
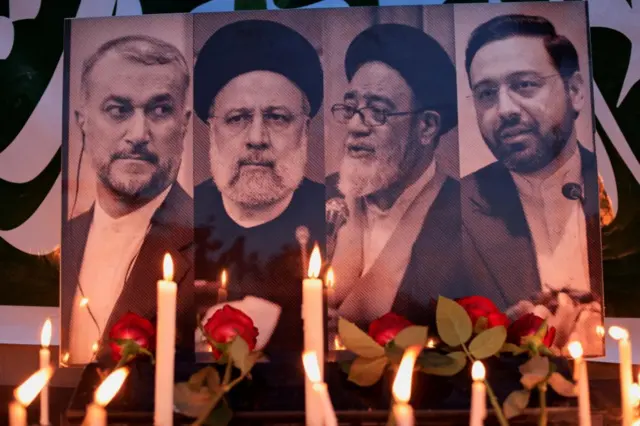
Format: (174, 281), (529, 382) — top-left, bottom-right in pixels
(210, 109), (306, 135)
(470, 73), (562, 107)
(331, 104), (424, 127)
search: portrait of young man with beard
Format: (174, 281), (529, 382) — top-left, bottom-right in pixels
(326, 23), (469, 331)
(193, 19), (325, 355)
(459, 10), (603, 355)
(62, 31), (195, 365)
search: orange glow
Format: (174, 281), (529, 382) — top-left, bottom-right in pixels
(426, 338), (436, 349)
(631, 384), (640, 408)
(92, 342), (99, 353)
(609, 326), (629, 341)
(568, 341), (584, 359)
(333, 335), (346, 351)
(392, 346), (420, 403)
(326, 267), (335, 289)
(95, 368), (129, 406)
(595, 325), (605, 337)
(41, 318), (52, 348)
(471, 361), (486, 381)
(62, 352), (70, 364)
(80, 297), (89, 307)
(302, 351), (322, 384)
(14, 367), (53, 406)
(221, 269), (228, 289)
(163, 253), (174, 282)
(307, 245), (322, 278)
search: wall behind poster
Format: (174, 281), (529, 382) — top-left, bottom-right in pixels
(0, 0), (638, 359)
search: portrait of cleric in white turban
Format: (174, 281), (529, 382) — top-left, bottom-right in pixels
(192, 18), (325, 356)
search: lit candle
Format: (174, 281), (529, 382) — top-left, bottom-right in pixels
(303, 351), (338, 426)
(155, 253), (176, 426)
(470, 361), (486, 426)
(392, 346), (419, 426)
(218, 269), (228, 304)
(609, 326), (633, 426)
(10, 367), (53, 426)
(303, 244), (324, 426)
(83, 367), (129, 426)
(39, 319), (52, 425)
(568, 342), (591, 426)
(326, 267), (335, 302)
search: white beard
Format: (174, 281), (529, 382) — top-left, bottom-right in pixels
(338, 150), (403, 198)
(210, 142), (307, 208)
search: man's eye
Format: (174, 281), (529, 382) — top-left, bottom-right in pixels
(105, 105), (131, 118)
(150, 104), (174, 117)
(476, 88), (497, 101)
(265, 112), (292, 123)
(225, 113), (251, 125)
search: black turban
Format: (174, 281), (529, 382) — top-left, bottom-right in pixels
(345, 24), (457, 134)
(194, 20), (323, 122)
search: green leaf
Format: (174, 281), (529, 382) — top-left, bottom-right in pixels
(468, 326), (507, 359)
(393, 325), (428, 349)
(474, 317), (489, 334)
(206, 368), (222, 394)
(338, 318), (385, 358)
(384, 342), (405, 365)
(205, 399), (233, 426)
(534, 320), (549, 339)
(229, 337), (250, 374)
(347, 356), (388, 387)
(188, 367), (214, 392)
(436, 296), (472, 347)
(548, 372), (577, 397)
(503, 389), (531, 419)
(519, 356), (550, 390)
(418, 351), (467, 376)
(501, 343), (527, 355)
(173, 382), (215, 419)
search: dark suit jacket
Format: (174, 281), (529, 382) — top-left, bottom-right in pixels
(326, 172), (470, 326)
(61, 184), (195, 364)
(461, 144), (603, 311)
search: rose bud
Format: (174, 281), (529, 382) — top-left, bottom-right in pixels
(507, 313), (556, 348)
(108, 312), (155, 362)
(368, 312), (413, 346)
(457, 296), (509, 330)
(204, 305), (259, 358)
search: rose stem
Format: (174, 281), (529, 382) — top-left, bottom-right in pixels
(538, 383), (548, 426)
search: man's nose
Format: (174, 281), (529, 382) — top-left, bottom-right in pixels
(497, 87), (521, 120)
(246, 114), (270, 150)
(346, 111), (371, 136)
(126, 110), (150, 143)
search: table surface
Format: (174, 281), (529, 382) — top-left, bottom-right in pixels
(0, 362), (626, 425)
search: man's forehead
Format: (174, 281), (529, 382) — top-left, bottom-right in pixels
(469, 36), (557, 84)
(214, 71), (303, 110)
(347, 61), (412, 105)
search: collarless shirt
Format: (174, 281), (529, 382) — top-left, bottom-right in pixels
(510, 143), (590, 293)
(69, 185), (172, 364)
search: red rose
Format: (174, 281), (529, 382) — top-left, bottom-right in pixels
(368, 312), (413, 346)
(204, 305), (259, 358)
(108, 312), (155, 362)
(456, 296), (509, 329)
(507, 313), (556, 347)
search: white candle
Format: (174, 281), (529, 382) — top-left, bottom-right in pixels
(609, 326), (633, 426)
(10, 367), (54, 426)
(303, 245), (325, 426)
(83, 367), (129, 426)
(392, 346), (419, 426)
(470, 361), (487, 426)
(39, 318), (52, 425)
(218, 269), (228, 304)
(568, 342), (591, 426)
(303, 352), (338, 426)
(155, 253), (177, 426)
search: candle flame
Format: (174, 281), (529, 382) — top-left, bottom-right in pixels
(426, 338), (436, 349)
(221, 269), (228, 289)
(79, 297), (89, 307)
(326, 267), (335, 289)
(92, 341), (99, 353)
(41, 318), (52, 348)
(471, 361), (486, 381)
(95, 368), (129, 407)
(14, 367), (53, 406)
(595, 325), (605, 337)
(62, 352), (70, 364)
(302, 351), (322, 384)
(568, 341), (583, 359)
(608, 326), (629, 341)
(392, 346), (420, 403)
(333, 335), (346, 351)
(307, 244), (321, 278)
(163, 253), (174, 281)
(632, 384), (640, 408)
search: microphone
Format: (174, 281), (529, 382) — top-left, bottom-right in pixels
(326, 197), (349, 262)
(562, 182), (585, 205)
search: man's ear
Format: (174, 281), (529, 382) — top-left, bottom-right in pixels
(75, 109), (86, 134)
(419, 111), (441, 146)
(567, 71), (585, 114)
(182, 109), (192, 136)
